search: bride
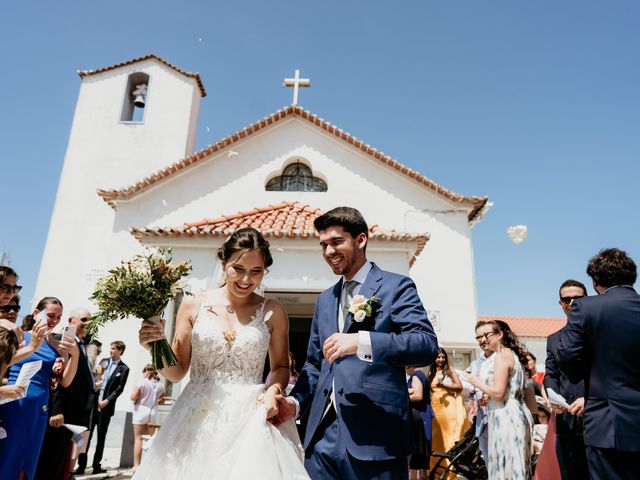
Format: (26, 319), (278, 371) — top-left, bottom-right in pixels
(134, 228), (309, 479)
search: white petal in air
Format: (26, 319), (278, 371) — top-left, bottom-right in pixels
(227, 151), (239, 157)
(205, 126), (210, 133)
(302, 276), (309, 284)
(507, 225), (528, 244)
(161, 199), (168, 207)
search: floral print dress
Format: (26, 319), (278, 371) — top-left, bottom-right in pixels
(482, 350), (533, 480)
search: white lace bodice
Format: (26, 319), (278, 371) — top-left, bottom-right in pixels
(189, 293), (270, 385)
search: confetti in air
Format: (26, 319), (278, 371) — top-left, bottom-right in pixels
(507, 225), (528, 244)
(227, 151), (239, 157)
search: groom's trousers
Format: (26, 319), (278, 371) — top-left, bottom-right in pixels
(304, 406), (408, 480)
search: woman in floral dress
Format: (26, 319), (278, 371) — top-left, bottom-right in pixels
(463, 320), (533, 480)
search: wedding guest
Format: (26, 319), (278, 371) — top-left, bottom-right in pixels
(463, 320), (533, 480)
(0, 294), (20, 323)
(557, 248), (640, 480)
(0, 266), (21, 306)
(0, 297), (79, 480)
(470, 322), (496, 462)
(407, 366), (431, 480)
(408, 366), (432, 450)
(288, 351), (299, 385)
(0, 324), (25, 400)
(527, 353), (543, 384)
(544, 279), (588, 480)
(35, 308), (96, 480)
(76, 340), (129, 474)
(533, 398), (551, 459)
(131, 364), (165, 472)
(86, 338), (102, 372)
(428, 348), (468, 467)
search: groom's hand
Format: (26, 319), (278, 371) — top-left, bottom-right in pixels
(270, 395), (296, 426)
(323, 333), (358, 364)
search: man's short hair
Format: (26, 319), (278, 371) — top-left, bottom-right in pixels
(313, 207), (368, 240)
(558, 279), (588, 298)
(587, 248), (637, 288)
(111, 340), (126, 354)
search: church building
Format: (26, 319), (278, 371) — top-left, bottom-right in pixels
(35, 55), (491, 422)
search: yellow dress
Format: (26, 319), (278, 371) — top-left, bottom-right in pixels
(429, 369), (471, 476)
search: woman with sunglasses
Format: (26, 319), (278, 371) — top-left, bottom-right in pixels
(462, 321), (533, 480)
(0, 266), (22, 307)
(0, 295), (21, 323)
(0, 296), (79, 480)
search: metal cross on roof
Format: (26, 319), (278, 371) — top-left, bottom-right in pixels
(283, 69), (310, 106)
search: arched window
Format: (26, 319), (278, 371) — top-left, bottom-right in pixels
(121, 72), (150, 123)
(266, 161), (327, 192)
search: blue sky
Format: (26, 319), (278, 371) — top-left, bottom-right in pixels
(2, 1), (639, 317)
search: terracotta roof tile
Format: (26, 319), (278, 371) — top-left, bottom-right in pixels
(478, 316), (566, 338)
(78, 54), (207, 97)
(131, 201), (429, 266)
(98, 105), (488, 221)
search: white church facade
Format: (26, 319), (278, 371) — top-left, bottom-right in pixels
(35, 55), (491, 417)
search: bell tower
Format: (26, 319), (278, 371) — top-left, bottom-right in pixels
(34, 54), (206, 307)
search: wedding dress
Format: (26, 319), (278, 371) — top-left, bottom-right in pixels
(132, 294), (309, 479)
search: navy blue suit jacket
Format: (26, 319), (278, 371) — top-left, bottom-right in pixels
(290, 263), (438, 461)
(557, 286), (640, 451)
(545, 329), (584, 437)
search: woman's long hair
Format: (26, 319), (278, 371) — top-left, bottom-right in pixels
(427, 347), (452, 385)
(481, 320), (529, 366)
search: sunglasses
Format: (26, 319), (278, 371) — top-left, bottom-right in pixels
(0, 304), (20, 313)
(560, 295), (584, 305)
(0, 284), (22, 294)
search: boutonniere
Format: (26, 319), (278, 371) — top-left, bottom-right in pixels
(348, 295), (378, 322)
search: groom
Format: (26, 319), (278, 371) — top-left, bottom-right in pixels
(274, 207), (438, 479)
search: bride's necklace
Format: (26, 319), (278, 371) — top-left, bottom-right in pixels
(207, 305), (237, 349)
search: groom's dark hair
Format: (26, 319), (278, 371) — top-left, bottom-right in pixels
(314, 207), (368, 240)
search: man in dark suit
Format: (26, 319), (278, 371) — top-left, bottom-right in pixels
(274, 207), (438, 480)
(77, 340), (129, 474)
(544, 280), (589, 480)
(557, 248), (640, 480)
(34, 308), (96, 479)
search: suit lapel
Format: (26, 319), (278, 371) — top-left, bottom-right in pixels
(342, 263), (383, 333)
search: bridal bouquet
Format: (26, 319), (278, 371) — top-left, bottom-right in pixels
(88, 249), (192, 369)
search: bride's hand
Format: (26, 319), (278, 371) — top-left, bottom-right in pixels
(139, 318), (166, 352)
(258, 388), (279, 420)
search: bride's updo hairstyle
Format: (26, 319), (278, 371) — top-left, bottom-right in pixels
(217, 228), (273, 270)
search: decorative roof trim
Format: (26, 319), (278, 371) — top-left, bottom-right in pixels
(130, 201), (429, 266)
(78, 54), (207, 97)
(98, 105), (488, 221)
